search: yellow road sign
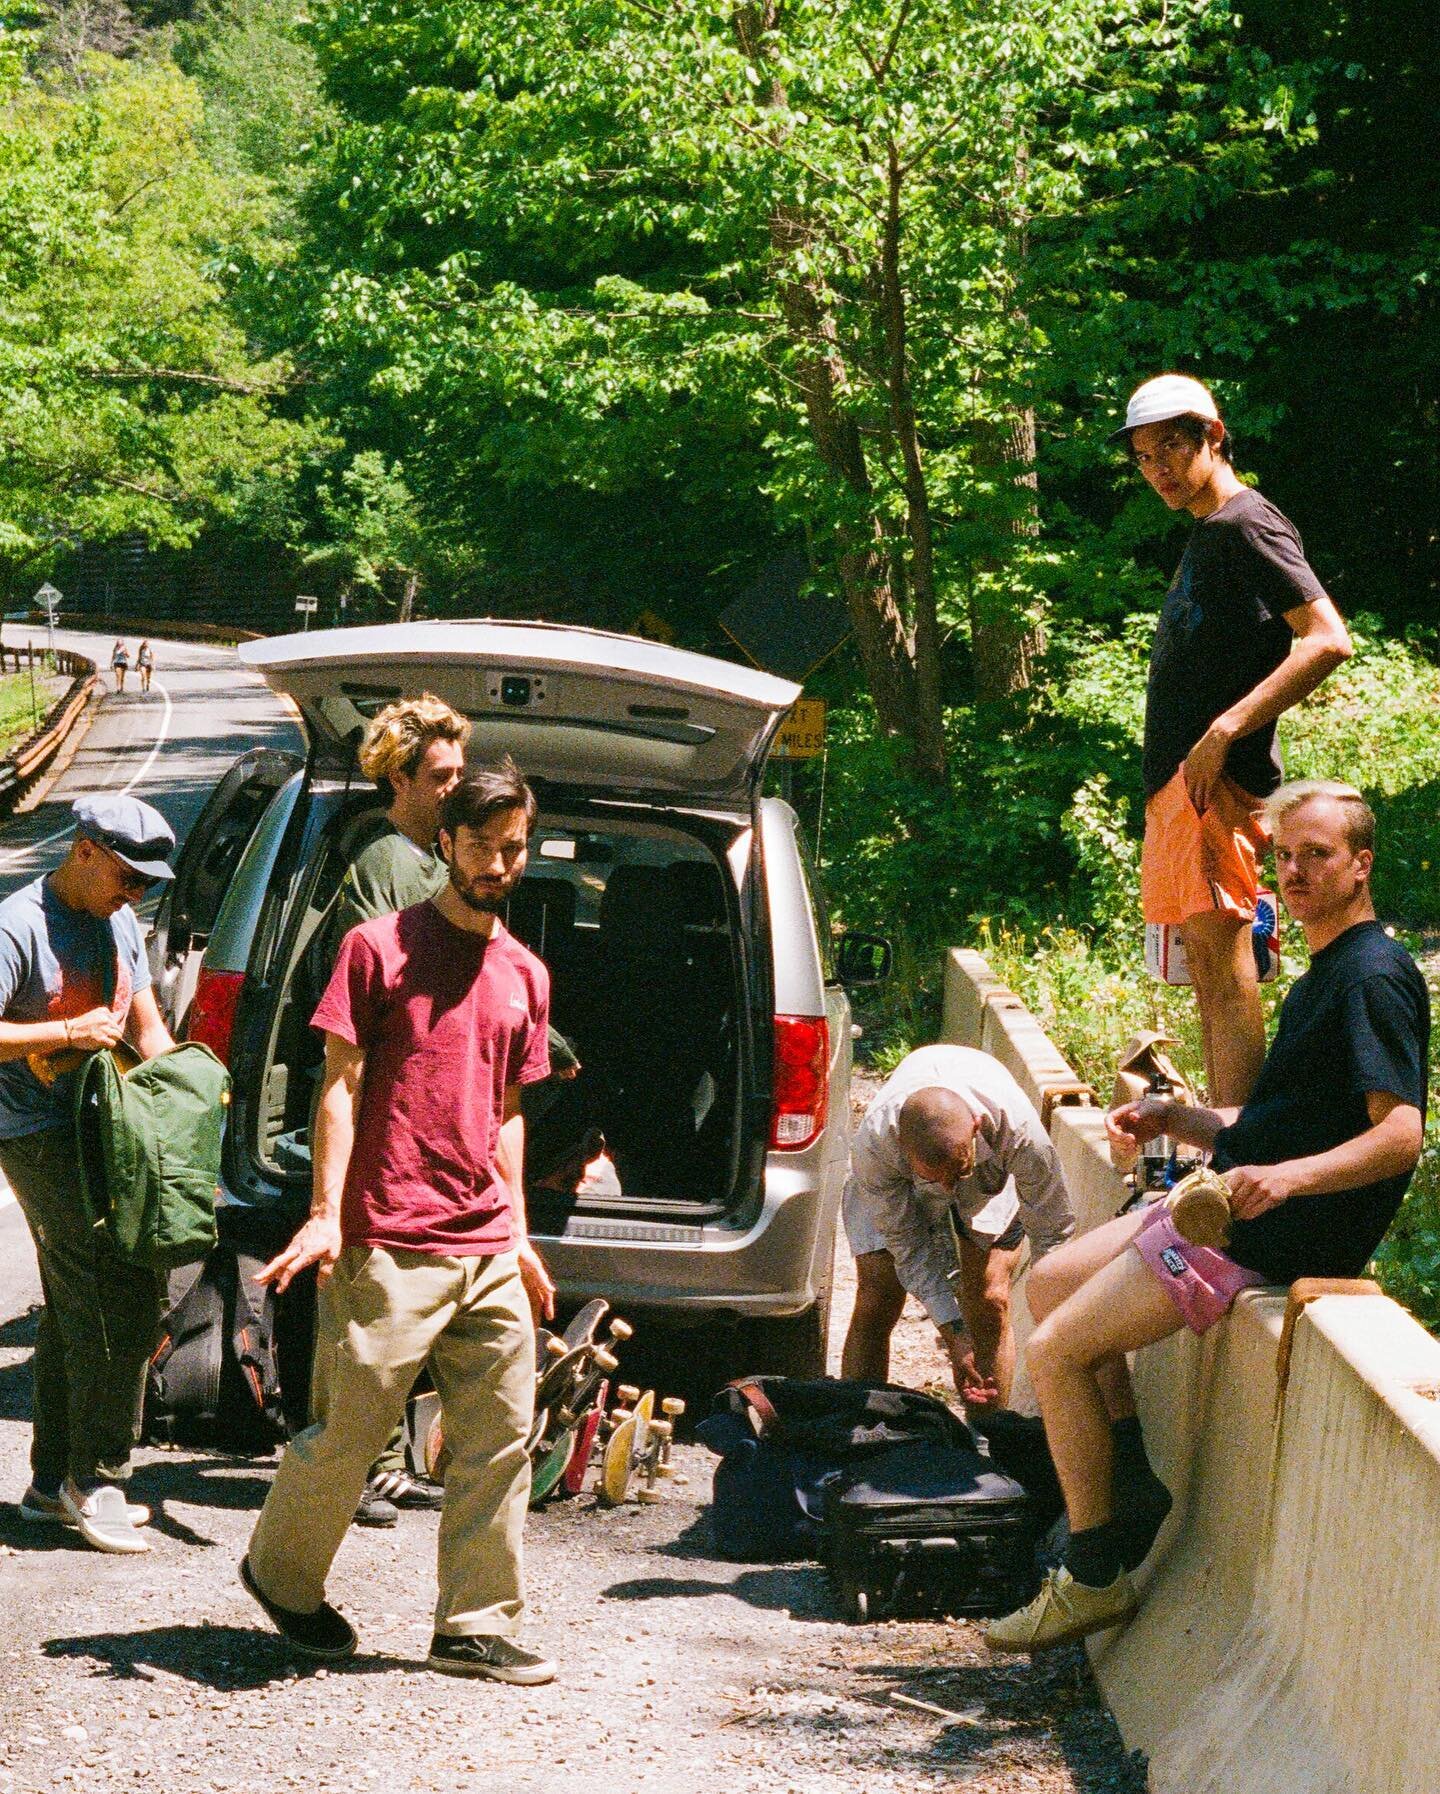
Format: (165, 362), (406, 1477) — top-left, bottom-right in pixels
(774, 698), (826, 760)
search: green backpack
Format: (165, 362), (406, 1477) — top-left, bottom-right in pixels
(74, 1042), (231, 1270)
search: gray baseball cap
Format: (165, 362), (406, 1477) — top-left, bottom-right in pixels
(72, 794), (176, 882)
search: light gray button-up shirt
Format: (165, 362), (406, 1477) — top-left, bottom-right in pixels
(846, 1045), (1076, 1330)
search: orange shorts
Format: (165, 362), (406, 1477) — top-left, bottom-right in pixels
(1140, 769), (1270, 927)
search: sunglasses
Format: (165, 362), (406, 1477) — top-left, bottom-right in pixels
(92, 839), (159, 894)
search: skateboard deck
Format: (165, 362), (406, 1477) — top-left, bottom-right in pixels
(530, 1424), (577, 1504)
(600, 1389), (686, 1506)
(562, 1380), (609, 1496)
(600, 1389), (654, 1506)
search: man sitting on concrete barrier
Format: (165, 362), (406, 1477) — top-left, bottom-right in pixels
(840, 1045), (1076, 1410)
(987, 780), (1429, 1652)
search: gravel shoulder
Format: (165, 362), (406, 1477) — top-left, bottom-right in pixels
(0, 1074), (1146, 1794)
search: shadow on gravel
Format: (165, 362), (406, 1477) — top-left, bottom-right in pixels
(602, 1564), (839, 1622)
(842, 1655), (1149, 1792)
(0, 1307), (39, 1348)
(0, 1508), (93, 1551)
(130, 1456), (274, 1513)
(42, 1624), (412, 1690)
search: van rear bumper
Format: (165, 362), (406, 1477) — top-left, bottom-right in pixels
(535, 1158), (841, 1320)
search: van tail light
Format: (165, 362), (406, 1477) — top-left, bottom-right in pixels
(186, 967), (245, 1068)
(770, 1014), (830, 1151)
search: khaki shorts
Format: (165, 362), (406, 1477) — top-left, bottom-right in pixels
(1140, 768), (1270, 927)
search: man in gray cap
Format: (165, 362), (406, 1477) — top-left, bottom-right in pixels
(1114, 373), (1352, 1106)
(0, 795), (177, 1553)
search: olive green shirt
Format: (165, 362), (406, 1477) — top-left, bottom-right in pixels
(326, 824), (446, 966)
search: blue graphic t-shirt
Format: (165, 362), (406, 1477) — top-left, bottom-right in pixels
(0, 876), (150, 1139)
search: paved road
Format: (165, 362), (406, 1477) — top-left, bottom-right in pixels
(0, 626), (302, 1321)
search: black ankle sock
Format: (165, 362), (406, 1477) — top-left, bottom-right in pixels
(1111, 1415), (1147, 1464)
(1065, 1524), (1121, 1589)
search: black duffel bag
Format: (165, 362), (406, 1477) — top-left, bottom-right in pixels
(696, 1375), (975, 1562)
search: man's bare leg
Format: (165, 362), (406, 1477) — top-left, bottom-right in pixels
(840, 1250), (906, 1382)
(1026, 1250), (1181, 1532)
(956, 1237), (1022, 1408)
(1027, 1211), (1147, 1423)
(1181, 909), (1264, 1105)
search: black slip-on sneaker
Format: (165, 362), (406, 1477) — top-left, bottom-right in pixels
(427, 1634), (556, 1685)
(239, 1556), (357, 1660)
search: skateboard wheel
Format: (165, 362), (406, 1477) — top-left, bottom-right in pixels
(545, 1336), (568, 1359)
(616, 1384), (640, 1405)
(661, 1397), (685, 1418)
(650, 1420), (672, 1442)
(637, 1488), (662, 1505)
(609, 1319), (633, 1342)
(594, 1348), (619, 1374)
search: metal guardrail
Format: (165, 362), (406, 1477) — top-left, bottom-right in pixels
(0, 646), (98, 815)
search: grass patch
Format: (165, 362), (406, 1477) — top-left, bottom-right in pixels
(0, 663), (70, 757)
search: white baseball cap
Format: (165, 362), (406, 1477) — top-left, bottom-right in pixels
(1108, 373), (1221, 443)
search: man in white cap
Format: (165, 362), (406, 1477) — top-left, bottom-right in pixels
(0, 795), (177, 1553)
(1114, 374), (1352, 1104)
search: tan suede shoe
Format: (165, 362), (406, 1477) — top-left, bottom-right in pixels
(986, 1566), (1138, 1653)
(1165, 1165), (1233, 1249)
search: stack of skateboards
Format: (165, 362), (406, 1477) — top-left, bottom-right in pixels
(405, 1297), (685, 1509)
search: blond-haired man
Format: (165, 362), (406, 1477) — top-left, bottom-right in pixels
(323, 693), (472, 964)
(986, 780), (1428, 1654)
(319, 695), (471, 1522)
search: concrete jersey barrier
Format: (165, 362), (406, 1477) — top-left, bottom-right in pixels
(942, 946), (1440, 1794)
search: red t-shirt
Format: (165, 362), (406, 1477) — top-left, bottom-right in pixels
(311, 901), (551, 1255)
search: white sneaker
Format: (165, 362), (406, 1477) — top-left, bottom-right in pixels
(20, 1484), (151, 1528)
(60, 1482), (152, 1554)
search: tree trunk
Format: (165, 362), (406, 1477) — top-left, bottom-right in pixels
(734, 4), (925, 756)
(970, 134), (1045, 707)
(879, 140), (946, 780)
(397, 570), (419, 623)
(970, 407), (1045, 705)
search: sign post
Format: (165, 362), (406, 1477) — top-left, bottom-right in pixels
(294, 594), (319, 633)
(770, 697), (827, 807)
(33, 582), (61, 658)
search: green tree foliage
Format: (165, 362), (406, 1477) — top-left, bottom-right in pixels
(0, 23), (320, 590)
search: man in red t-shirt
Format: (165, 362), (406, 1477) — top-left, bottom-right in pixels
(240, 761), (559, 1685)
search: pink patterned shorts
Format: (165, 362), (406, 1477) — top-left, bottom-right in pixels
(1132, 1202), (1267, 1335)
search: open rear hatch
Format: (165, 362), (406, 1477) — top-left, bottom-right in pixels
(239, 621), (799, 813)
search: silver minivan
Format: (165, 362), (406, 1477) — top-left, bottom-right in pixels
(149, 622), (887, 1377)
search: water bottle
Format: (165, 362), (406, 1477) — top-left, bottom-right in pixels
(1141, 1067), (1173, 1190)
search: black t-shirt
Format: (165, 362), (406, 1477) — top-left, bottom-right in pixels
(1142, 489), (1325, 799)
(1215, 922), (1431, 1284)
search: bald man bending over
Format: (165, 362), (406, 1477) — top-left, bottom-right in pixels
(841, 1046), (1076, 1409)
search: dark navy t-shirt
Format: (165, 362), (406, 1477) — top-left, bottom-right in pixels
(1143, 489), (1325, 799)
(1216, 922), (1430, 1283)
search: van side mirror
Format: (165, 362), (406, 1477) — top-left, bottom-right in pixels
(836, 932), (892, 986)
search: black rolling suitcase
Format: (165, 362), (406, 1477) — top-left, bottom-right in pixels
(822, 1441), (1039, 1623)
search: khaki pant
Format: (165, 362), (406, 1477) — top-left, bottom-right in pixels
(0, 1126), (164, 1489)
(248, 1245), (534, 1637)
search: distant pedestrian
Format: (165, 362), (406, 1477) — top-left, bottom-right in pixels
(241, 760), (559, 1683)
(1113, 373), (1352, 1105)
(0, 796), (177, 1553)
(136, 641), (154, 693)
(110, 640), (129, 694)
